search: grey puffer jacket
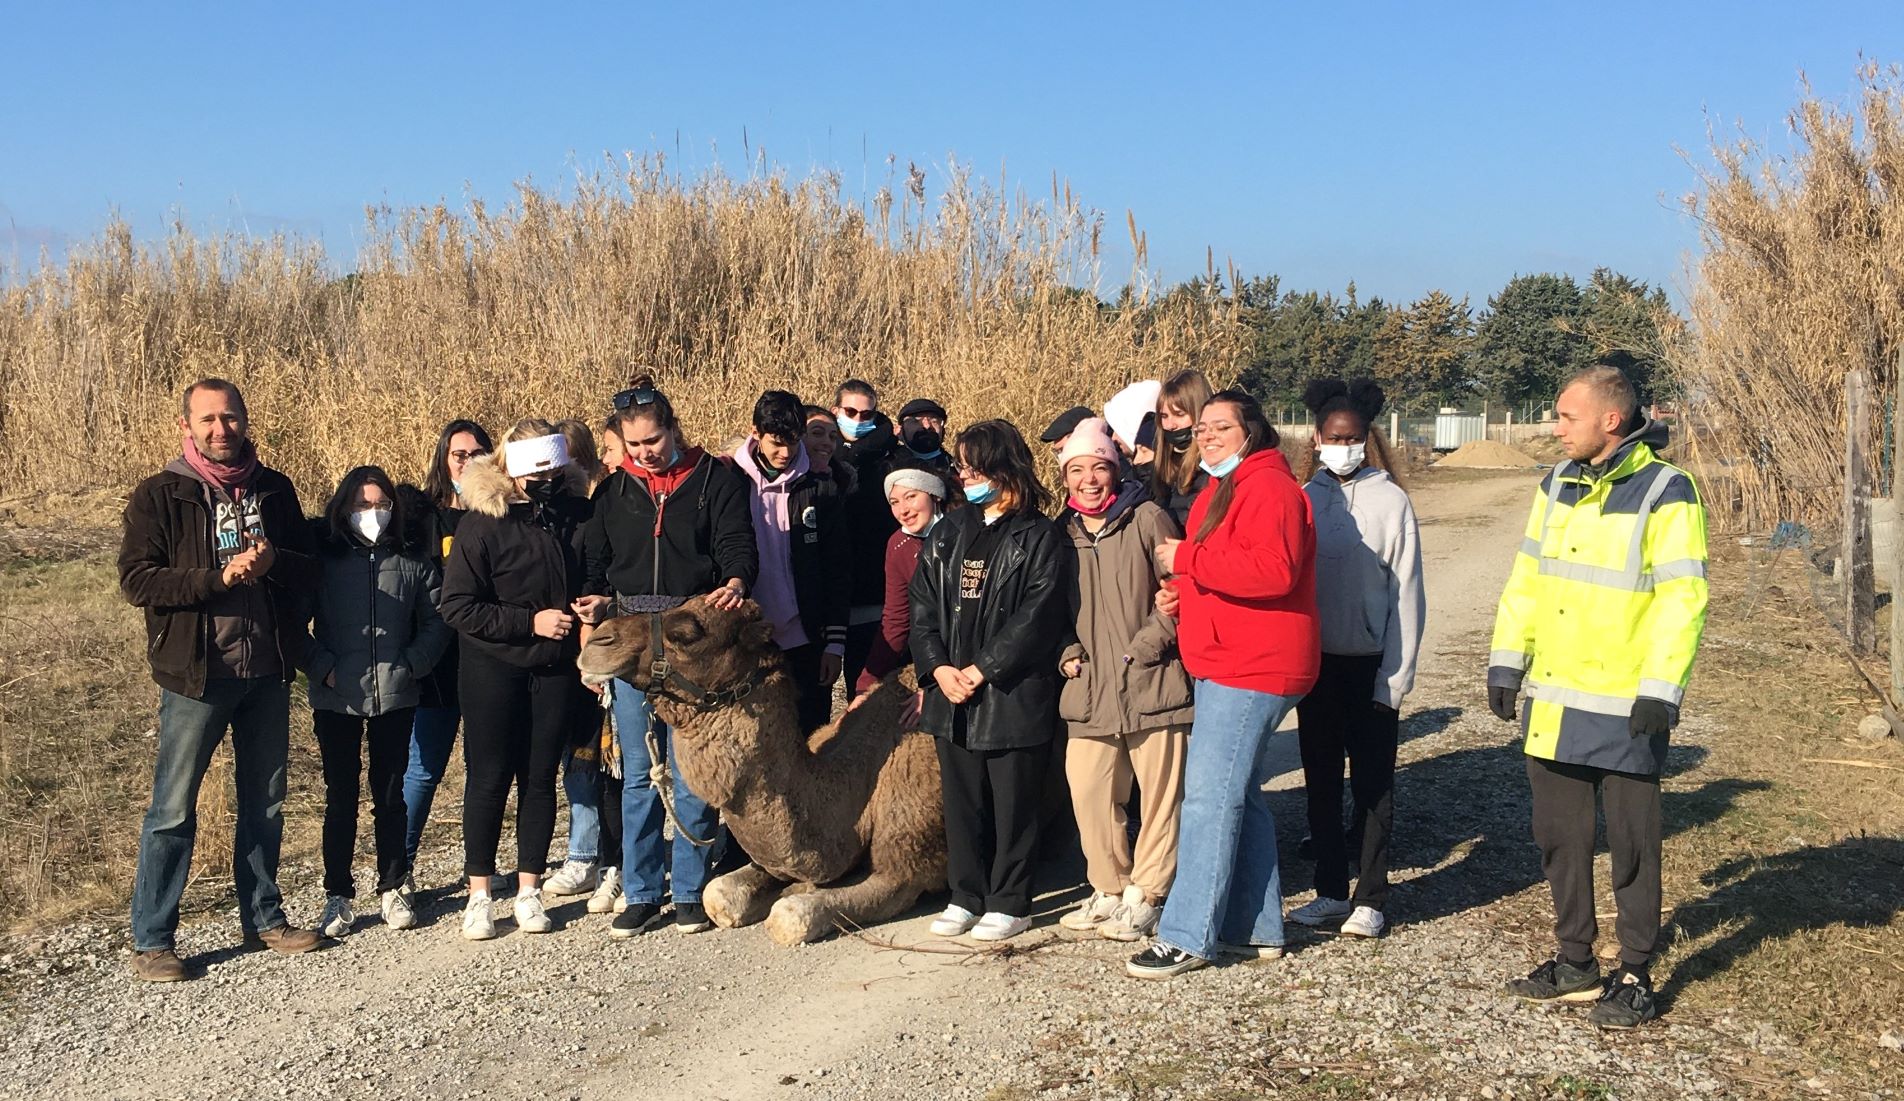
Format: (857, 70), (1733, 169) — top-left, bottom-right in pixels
(304, 526), (454, 718)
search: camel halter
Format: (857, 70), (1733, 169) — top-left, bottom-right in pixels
(640, 610), (772, 850)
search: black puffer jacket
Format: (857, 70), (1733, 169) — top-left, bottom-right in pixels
(839, 414), (901, 607)
(439, 457), (593, 670)
(908, 506), (1071, 751)
(399, 486), (466, 710)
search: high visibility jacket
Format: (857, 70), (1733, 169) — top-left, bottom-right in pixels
(1487, 419), (1709, 776)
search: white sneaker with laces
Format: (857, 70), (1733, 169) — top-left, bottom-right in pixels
(1340, 905), (1386, 938)
(587, 867), (622, 914)
(969, 912), (1032, 942)
(319, 895), (353, 938)
(1059, 891), (1121, 931)
(1287, 896), (1353, 927)
(514, 889), (554, 934)
(380, 887), (417, 930)
(1099, 885), (1161, 943)
(462, 894), (497, 941)
(542, 859), (599, 897)
(928, 904), (981, 937)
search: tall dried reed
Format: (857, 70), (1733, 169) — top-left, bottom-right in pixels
(0, 157), (1240, 500)
(1675, 63), (1904, 533)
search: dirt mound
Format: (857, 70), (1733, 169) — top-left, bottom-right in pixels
(1434, 439), (1542, 468)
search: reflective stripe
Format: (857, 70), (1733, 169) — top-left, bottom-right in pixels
(1537, 558), (1645, 590)
(1623, 471), (1677, 573)
(1489, 649), (1528, 670)
(1650, 558), (1707, 583)
(1520, 537), (1542, 559)
(1524, 679), (1633, 717)
(1638, 679), (1685, 706)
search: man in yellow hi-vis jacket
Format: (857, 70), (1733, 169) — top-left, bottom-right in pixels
(1487, 364), (1708, 1029)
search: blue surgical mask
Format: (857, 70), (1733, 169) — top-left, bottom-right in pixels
(964, 480), (999, 505)
(1199, 450), (1244, 479)
(451, 480), (463, 497)
(904, 511), (943, 538)
(837, 414), (876, 440)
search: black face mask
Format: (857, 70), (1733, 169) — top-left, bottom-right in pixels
(524, 475), (564, 503)
(1164, 426), (1195, 451)
(904, 427), (943, 456)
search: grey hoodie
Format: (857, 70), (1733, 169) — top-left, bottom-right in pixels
(1303, 466), (1425, 709)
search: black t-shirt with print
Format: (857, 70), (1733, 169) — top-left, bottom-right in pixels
(951, 517), (1007, 667)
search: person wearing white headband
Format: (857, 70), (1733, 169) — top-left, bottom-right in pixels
(852, 465), (949, 701)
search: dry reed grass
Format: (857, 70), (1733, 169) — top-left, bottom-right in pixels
(1675, 62), (1904, 533)
(0, 157), (1240, 500)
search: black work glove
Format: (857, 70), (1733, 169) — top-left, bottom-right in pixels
(1487, 684), (1518, 723)
(1629, 698), (1677, 739)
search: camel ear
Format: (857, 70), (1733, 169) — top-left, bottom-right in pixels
(741, 619), (774, 650)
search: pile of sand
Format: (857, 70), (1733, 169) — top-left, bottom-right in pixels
(1434, 439), (1542, 469)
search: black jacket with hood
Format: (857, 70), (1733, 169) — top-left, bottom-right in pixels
(839, 413), (901, 608)
(583, 450), (758, 603)
(438, 456), (594, 670)
(908, 505), (1071, 751)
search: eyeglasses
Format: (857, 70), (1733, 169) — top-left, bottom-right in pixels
(1193, 422), (1240, 439)
(448, 448), (490, 463)
(612, 386), (661, 411)
(837, 406), (874, 420)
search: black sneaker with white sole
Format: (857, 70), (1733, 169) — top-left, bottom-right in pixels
(1506, 957), (1603, 1002)
(1126, 943), (1210, 979)
(610, 902), (661, 939)
(1588, 967), (1658, 1028)
(674, 901), (714, 934)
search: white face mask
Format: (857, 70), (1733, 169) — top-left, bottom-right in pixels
(1318, 443), (1366, 477)
(351, 507), (392, 545)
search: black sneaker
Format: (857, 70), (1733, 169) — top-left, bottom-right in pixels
(1506, 957), (1603, 1003)
(610, 902), (661, 939)
(1126, 943), (1209, 980)
(674, 901), (713, 934)
(1588, 967), (1658, 1028)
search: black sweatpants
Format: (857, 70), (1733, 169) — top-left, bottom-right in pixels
(1526, 756), (1662, 968)
(314, 707), (415, 898)
(459, 647), (583, 879)
(937, 737), (1051, 918)
(1295, 653), (1397, 909)
(782, 643), (833, 735)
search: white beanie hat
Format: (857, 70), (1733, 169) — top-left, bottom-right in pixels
(1104, 380), (1162, 449)
(884, 466), (947, 500)
(504, 433), (571, 477)
(1057, 417), (1120, 474)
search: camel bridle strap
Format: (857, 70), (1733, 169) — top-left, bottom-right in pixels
(638, 609), (767, 850)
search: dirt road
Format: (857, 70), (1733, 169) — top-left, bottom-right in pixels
(1, 470), (1827, 1099)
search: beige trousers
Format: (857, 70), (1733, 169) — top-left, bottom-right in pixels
(1065, 725), (1189, 902)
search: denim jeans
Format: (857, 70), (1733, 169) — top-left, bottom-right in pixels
(131, 678), (291, 951)
(1153, 679), (1298, 960)
(563, 748), (602, 865)
(612, 679), (722, 904)
(402, 704), (460, 864)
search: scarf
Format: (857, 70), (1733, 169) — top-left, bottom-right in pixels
(181, 434), (261, 498)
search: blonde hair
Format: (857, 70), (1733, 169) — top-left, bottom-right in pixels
(1153, 369), (1214, 496)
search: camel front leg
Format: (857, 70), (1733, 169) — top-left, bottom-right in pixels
(703, 863), (790, 929)
(762, 871), (930, 947)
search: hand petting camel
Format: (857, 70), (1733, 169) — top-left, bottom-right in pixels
(577, 596), (947, 946)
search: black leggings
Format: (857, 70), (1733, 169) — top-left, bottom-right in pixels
(1295, 652), (1398, 909)
(314, 707), (415, 898)
(459, 648), (584, 880)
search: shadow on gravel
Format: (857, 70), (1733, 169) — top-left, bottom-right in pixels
(1400, 705), (1463, 746)
(1657, 835), (1904, 1003)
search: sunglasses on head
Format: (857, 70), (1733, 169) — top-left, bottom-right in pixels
(612, 386), (661, 411)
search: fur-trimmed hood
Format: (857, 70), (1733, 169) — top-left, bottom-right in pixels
(459, 454), (590, 518)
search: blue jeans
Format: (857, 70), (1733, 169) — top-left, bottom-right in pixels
(403, 704), (460, 864)
(612, 679), (722, 904)
(563, 748), (601, 865)
(1154, 679), (1298, 960)
(131, 678), (291, 951)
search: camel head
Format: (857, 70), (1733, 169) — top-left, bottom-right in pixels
(578, 596), (778, 701)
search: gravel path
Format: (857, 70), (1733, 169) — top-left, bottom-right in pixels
(0, 471), (1834, 1100)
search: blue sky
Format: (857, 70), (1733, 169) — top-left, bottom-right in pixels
(2, 3), (1898, 306)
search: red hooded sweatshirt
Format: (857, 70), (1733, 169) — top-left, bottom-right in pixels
(1171, 447), (1320, 697)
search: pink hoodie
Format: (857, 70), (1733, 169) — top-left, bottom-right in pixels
(733, 441), (811, 649)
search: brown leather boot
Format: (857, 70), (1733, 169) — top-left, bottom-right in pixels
(131, 949), (188, 982)
(245, 924), (323, 955)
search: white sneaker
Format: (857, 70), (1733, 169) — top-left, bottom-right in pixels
(613, 893), (628, 914)
(969, 912), (1032, 942)
(928, 904), (981, 937)
(1059, 891), (1121, 931)
(462, 894), (497, 941)
(1099, 885), (1161, 943)
(1287, 896), (1354, 927)
(380, 887), (417, 930)
(1216, 941), (1286, 960)
(319, 895), (353, 938)
(587, 867), (622, 914)
(1340, 905), (1386, 938)
(542, 859), (599, 897)
(514, 889), (554, 934)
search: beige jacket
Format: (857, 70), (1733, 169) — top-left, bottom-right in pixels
(1059, 492), (1195, 737)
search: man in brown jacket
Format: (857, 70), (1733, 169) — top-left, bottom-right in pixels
(119, 379), (322, 981)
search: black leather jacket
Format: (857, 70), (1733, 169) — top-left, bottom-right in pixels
(907, 506), (1070, 750)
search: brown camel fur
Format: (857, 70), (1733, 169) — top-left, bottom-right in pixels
(577, 598), (946, 945)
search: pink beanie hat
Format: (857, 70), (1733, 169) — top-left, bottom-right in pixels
(1057, 417), (1120, 474)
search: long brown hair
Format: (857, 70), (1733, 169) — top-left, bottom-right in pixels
(1153, 368), (1214, 497)
(1194, 390), (1279, 542)
(955, 419), (1051, 516)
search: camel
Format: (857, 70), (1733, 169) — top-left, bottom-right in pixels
(577, 597), (946, 946)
